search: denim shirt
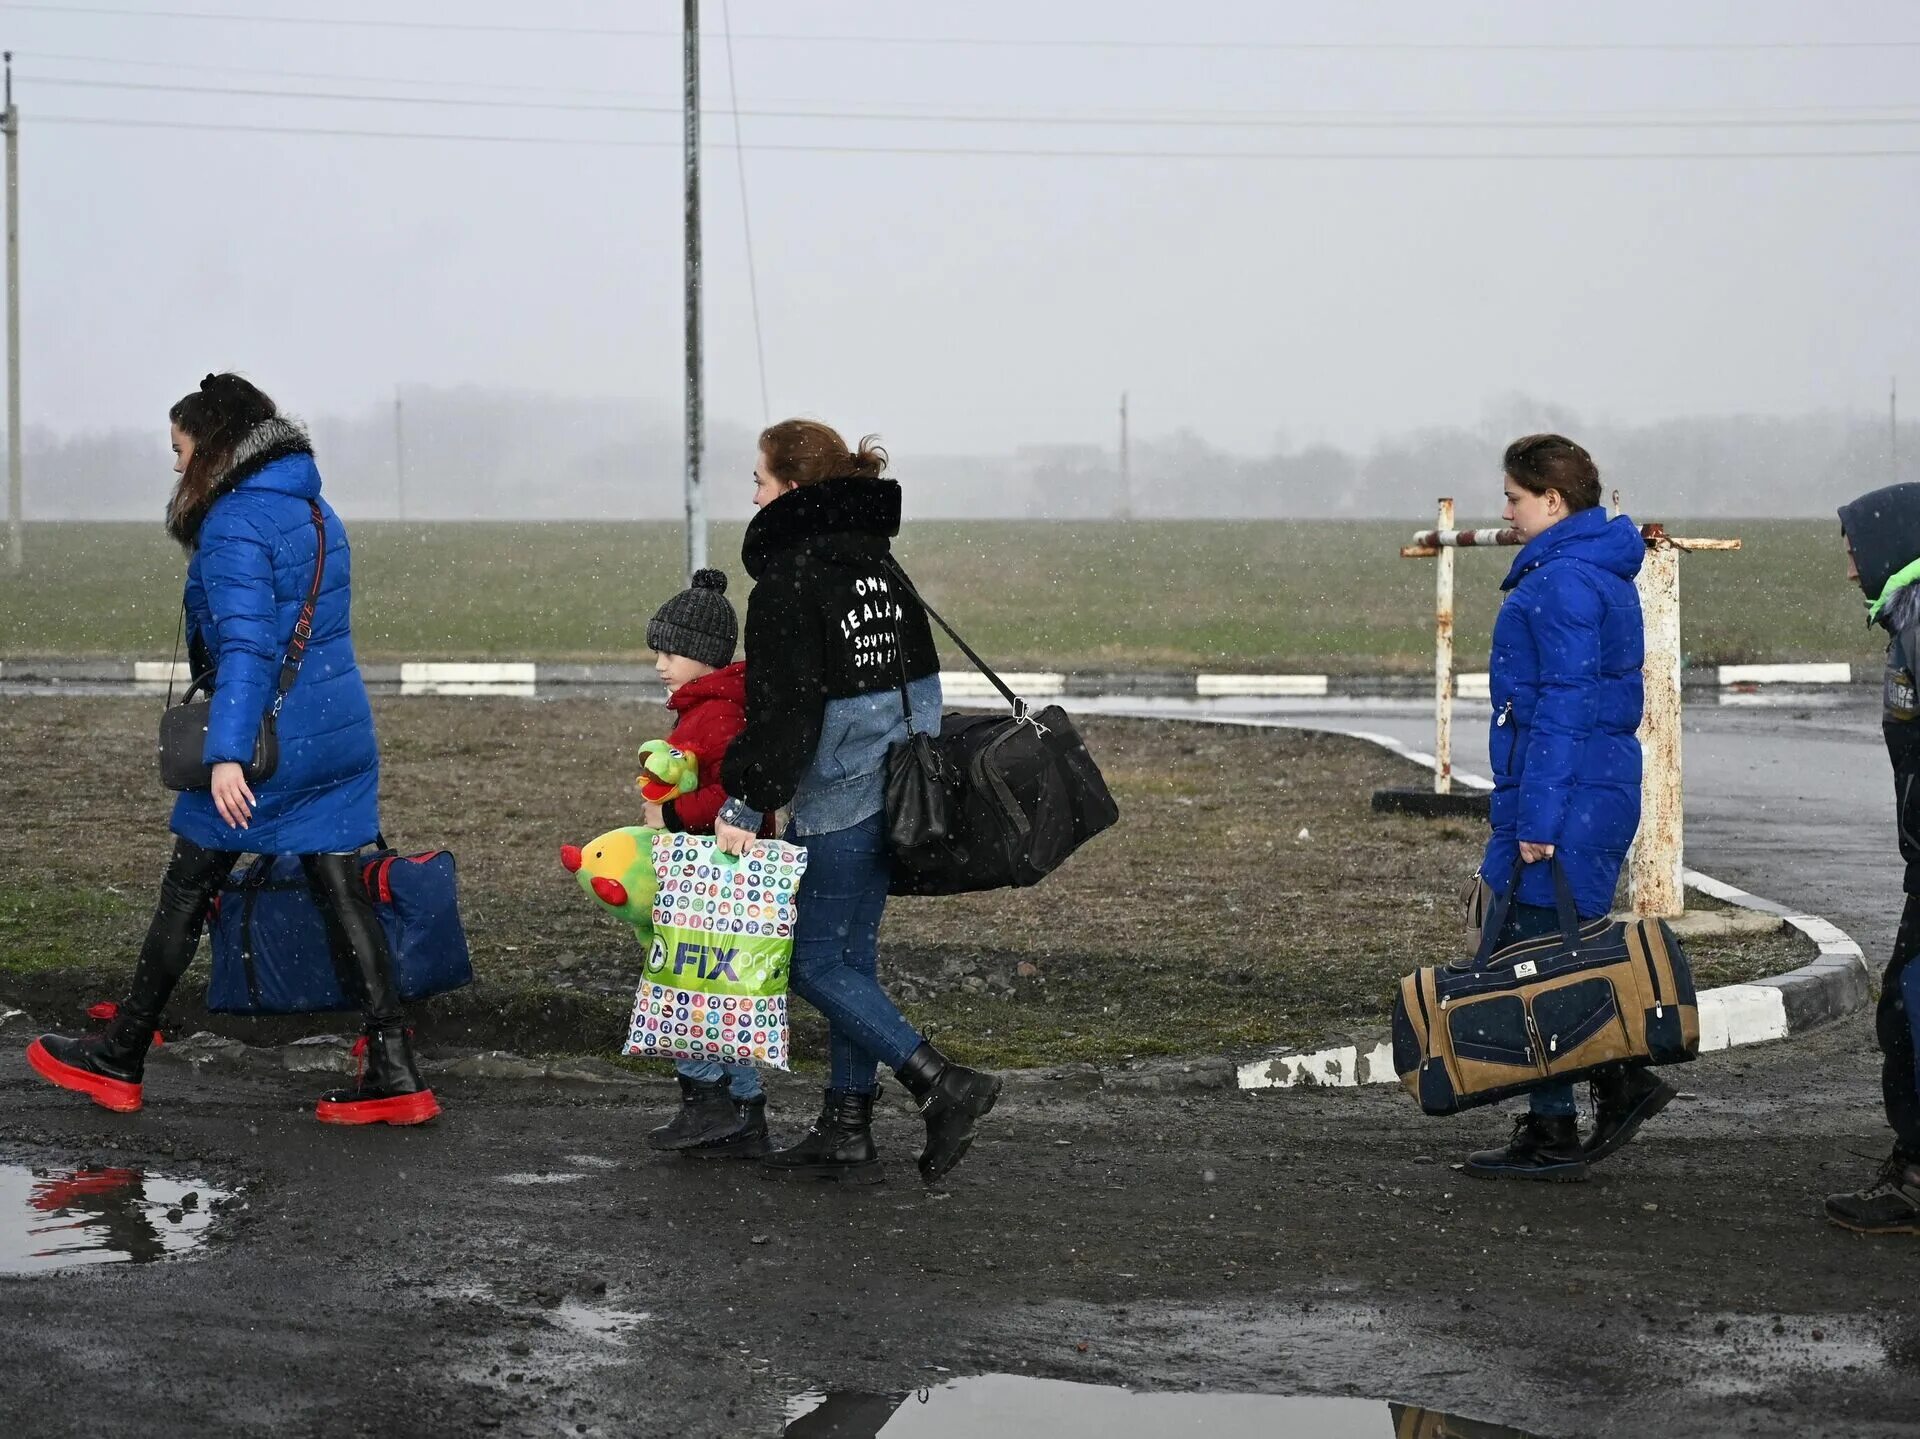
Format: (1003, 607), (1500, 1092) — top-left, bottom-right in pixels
(721, 673), (942, 837)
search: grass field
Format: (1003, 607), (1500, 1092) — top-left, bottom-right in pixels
(0, 518), (1877, 674)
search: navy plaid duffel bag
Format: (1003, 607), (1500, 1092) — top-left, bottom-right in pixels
(206, 846), (472, 1015)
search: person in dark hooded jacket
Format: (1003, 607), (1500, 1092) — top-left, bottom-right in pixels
(25, 374), (438, 1127)
(712, 420), (1001, 1186)
(1828, 482), (1920, 1233)
(1464, 435), (1674, 1182)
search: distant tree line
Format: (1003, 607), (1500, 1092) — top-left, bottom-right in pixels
(11, 387), (1913, 523)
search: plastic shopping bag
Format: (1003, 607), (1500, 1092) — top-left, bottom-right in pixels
(622, 833), (808, 1070)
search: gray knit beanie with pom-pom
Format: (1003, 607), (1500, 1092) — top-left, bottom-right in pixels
(646, 569), (738, 669)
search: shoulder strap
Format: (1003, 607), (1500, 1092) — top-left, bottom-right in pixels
(166, 601), (185, 707)
(883, 555), (1027, 718)
(890, 611), (920, 734)
(269, 502), (328, 721)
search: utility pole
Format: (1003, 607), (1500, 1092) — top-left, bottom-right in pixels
(393, 385), (406, 521)
(1117, 390), (1130, 520)
(4, 54), (19, 574)
(682, 0), (706, 579)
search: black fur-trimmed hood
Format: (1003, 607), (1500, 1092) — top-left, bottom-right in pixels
(168, 416), (314, 546)
(740, 475), (902, 580)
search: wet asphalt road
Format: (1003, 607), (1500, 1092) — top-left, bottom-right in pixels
(0, 692), (1916, 1439)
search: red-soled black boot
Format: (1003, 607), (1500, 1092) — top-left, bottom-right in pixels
(315, 1027), (440, 1127)
(26, 1009), (159, 1114)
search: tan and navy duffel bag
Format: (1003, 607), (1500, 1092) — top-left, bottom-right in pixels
(1392, 858), (1700, 1116)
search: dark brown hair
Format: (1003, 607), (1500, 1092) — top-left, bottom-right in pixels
(167, 372), (278, 543)
(758, 419), (887, 489)
(1503, 433), (1601, 512)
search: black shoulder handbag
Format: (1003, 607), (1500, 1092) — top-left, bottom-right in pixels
(157, 501), (327, 793)
(882, 557), (1119, 896)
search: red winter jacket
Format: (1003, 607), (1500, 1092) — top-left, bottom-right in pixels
(659, 663), (774, 837)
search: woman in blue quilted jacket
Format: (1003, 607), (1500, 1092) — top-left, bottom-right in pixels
(1463, 434), (1669, 1182)
(26, 374), (439, 1126)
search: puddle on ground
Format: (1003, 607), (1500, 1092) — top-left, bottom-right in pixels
(0, 1160), (236, 1275)
(548, 1299), (654, 1340)
(785, 1375), (1537, 1437)
(1667, 1313), (1886, 1397)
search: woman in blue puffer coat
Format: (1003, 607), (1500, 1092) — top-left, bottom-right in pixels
(1463, 434), (1668, 1183)
(26, 373), (438, 1126)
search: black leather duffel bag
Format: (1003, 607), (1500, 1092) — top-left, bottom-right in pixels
(882, 560), (1118, 896)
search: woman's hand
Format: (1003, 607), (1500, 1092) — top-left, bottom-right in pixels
(713, 820), (757, 857)
(211, 761), (255, 830)
(1518, 841), (1556, 864)
(642, 802), (666, 829)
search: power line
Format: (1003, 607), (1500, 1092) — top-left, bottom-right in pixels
(23, 46), (696, 102)
(719, 0), (769, 424)
(23, 51), (1920, 126)
(4, 4), (1919, 53)
(25, 75), (1920, 131)
(30, 73), (680, 116)
(32, 112), (1920, 160)
(38, 112), (675, 148)
(1, 3), (678, 38)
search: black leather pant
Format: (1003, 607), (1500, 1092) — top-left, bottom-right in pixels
(124, 837), (402, 1028)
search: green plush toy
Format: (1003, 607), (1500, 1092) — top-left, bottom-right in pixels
(636, 740), (700, 806)
(559, 826), (664, 944)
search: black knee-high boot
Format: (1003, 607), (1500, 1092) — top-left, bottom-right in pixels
(301, 853), (440, 1126)
(27, 837), (237, 1113)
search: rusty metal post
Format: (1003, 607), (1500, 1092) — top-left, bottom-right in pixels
(1630, 539), (1684, 916)
(1434, 498), (1455, 795)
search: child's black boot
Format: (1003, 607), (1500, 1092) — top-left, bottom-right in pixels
(649, 1075), (738, 1152)
(686, 1094), (772, 1160)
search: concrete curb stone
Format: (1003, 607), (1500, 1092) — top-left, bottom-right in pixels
(0, 657), (1872, 698)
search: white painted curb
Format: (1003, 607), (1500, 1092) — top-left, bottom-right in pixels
(1718, 662), (1851, 686)
(939, 670), (1065, 699)
(1197, 674), (1330, 698)
(16, 659), (1864, 696)
(399, 662), (537, 697)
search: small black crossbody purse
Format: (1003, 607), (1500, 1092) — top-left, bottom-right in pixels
(156, 501), (327, 793)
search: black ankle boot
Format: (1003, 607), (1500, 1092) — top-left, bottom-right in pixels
(761, 1089), (882, 1184)
(686, 1096), (772, 1160)
(316, 1026), (440, 1127)
(649, 1076), (741, 1153)
(26, 1011), (157, 1114)
(1584, 1066), (1678, 1162)
(894, 1041), (1002, 1183)
(1464, 1112), (1589, 1182)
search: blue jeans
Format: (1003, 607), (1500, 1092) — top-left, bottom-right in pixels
(1499, 900), (1578, 1119)
(788, 811), (923, 1093)
(676, 1058), (762, 1102)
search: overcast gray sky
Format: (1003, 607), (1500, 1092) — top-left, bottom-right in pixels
(5, 0), (1917, 457)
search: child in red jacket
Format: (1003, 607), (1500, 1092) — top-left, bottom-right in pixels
(640, 569), (775, 1159)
